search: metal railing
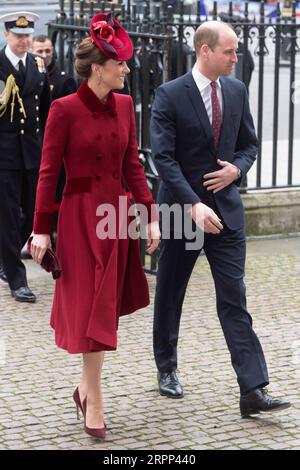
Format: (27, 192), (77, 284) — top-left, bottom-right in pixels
(48, 0), (300, 193)
(47, 0), (300, 273)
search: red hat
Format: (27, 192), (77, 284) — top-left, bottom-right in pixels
(89, 12), (133, 61)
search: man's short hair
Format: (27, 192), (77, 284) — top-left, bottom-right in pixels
(194, 26), (220, 55)
(193, 22), (234, 55)
(32, 34), (51, 43)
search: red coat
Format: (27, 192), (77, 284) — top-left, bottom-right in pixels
(34, 80), (158, 353)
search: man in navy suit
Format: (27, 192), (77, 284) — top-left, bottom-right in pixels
(150, 21), (290, 417)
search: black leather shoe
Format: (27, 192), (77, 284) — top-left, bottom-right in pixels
(158, 370), (183, 399)
(240, 388), (291, 418)
(11, 286), (36, 303)
(21, 248), (32, 260)
(0, 265), (8, 283)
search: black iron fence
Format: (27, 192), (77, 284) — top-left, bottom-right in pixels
(49, 0), (300, 192)
(48, 0), (300, 271)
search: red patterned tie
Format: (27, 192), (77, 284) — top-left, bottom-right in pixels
(210, 81), (222, 151)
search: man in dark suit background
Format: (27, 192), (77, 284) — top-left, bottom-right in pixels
(150, 21), (290, 417)
(31, 34), (77, 248)
(31, 35), (77, 102)
(0, 12), (51, 302)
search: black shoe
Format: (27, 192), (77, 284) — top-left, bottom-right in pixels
(158, 370), (183, 399)
(240, 388), (291, 418)
(11, 286), (36, 303)
(21, 248), (32, 260)
(0, 265), (8, 283)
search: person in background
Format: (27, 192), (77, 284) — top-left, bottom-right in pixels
(31, 35), (78, 247)
(31, 35), (77, 101)
(0, 12), (51, 301)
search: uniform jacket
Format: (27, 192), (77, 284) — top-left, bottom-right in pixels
(150, 72), (258, 230)
(0, 48), (51, 170)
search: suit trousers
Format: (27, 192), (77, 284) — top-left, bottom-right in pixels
(153, 223), (269, 395)
(0, 169), (39, 290)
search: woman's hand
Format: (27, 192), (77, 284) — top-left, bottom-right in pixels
(146, 221), (161, 255)
(30, 234), (52, 264)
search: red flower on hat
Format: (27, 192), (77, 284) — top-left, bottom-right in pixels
(89, 12), (133, 61)
(93, 20), (115, 43)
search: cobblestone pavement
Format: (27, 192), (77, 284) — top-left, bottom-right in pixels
(0, 237), (299, 450)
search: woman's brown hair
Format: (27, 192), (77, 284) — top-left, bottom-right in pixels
(74, 36), (109, 80)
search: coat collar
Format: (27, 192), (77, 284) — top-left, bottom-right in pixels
(184, 72), (232, 154)
(218, 76), (232, 151)
(47, 59), (59, 77)
(77, 80), (116, 115)
(191, 65), (222, 94)
(184, 72), (214, 153)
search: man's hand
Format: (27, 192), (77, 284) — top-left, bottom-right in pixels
(188, 202), (223, 234)
(203, 159), (240, 193)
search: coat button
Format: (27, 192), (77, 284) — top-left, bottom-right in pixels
(36, 128), (40, 133)
(36, 117), (39, 122)
(20, 130), (24, 135)
(20, 118), (25, 124)
(96, 176), (101, 181)
(35, 95), (38, 100)
(111, 132), (117, 138)
(36, 106), (39, 111)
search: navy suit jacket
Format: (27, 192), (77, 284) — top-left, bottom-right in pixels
(150, 72), (258, 230)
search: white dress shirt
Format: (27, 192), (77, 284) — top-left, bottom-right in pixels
(5, 45), (27, 70)
(192, 64), (223, 125)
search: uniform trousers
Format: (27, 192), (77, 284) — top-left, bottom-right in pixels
(0, 169), (38, 290)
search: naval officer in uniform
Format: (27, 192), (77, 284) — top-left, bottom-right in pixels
(0, 12), (51, 302)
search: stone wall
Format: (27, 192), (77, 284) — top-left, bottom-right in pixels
(242, 190), (300, 236)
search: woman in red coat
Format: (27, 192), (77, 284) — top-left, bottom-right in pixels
(30, 13), (160, 439)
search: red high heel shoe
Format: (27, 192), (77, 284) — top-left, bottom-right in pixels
(73, 387), (85, 420)
(82, 397), (106, 439)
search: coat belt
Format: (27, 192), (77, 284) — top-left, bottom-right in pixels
(63, 176), (92, 195)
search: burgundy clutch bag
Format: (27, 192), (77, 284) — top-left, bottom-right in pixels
(27, 236), (62, 280)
